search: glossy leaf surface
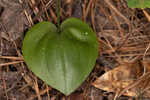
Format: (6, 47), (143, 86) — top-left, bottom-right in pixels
(22, 18), (98, 95)
(127, 0), (150, 8)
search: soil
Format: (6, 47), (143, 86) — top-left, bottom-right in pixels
(0, 0), (150, 100)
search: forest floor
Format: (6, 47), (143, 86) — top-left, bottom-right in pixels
(0, 0), (150, 100)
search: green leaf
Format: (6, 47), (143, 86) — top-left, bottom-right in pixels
(22, 18), (98, 95)
(127, 0), (150, 8)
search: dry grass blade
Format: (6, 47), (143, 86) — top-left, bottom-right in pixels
(46, 85), (50, 100)
(33, 77), (42, 100)
(0, 61), (24, 67)
(18, 0), (33, 25)
(0, 56), (24, 60)
(28, 87), (51, 100)
(33, 0), (55, 22)
(83, 0), (93, 21)
(143, 42), (150, 60)
(2, 72), (9, 100)
(91, 0), (96, 32)
(143, 9), (150, 22)
(46, 0), (54, 7)
(104, 0), (130, 24)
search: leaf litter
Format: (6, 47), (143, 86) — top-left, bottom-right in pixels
(93, 59), (150, 98)
(1, 0), (150, 99)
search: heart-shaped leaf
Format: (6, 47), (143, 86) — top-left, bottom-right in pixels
(127, 0), (150, 8)
(22, 18), (98, 95)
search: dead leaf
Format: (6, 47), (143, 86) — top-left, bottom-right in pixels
(0, 2), (28, 41)
(92, 60), (147, 97)
(118, 71), (150, 98)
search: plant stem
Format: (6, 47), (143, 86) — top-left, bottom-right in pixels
(56, 0), (61, 32)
